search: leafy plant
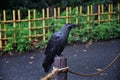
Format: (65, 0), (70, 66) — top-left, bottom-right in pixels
(3, 24), (31, 54)
(4, 42), (13, 52)
(16, 38), (30, 53)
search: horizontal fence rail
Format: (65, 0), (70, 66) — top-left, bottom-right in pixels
(0, 3), (120, 49)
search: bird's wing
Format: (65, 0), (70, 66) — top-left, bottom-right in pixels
(45, 33), (63, 56)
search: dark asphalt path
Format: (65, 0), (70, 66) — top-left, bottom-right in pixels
(0, 39), (120, 80)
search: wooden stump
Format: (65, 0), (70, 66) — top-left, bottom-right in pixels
(54, 56), (67, 80)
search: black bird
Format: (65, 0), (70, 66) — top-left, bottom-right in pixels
(42, 23), (79, 72)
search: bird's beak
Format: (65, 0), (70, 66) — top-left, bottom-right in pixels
(71, 24), (80, 28)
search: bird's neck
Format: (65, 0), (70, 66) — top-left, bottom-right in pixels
(60, 26), (71, 38)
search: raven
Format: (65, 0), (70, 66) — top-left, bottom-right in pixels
(42, 23), (79, 72)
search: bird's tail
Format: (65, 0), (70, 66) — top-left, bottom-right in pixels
(42, 55), (55, 73)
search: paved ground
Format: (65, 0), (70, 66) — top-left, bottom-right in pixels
(0, 39), (120, 80)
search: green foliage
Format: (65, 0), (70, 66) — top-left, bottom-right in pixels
(79, 21), (120, 42)
(16, 38), (30, 53)
(4, 24), (31, 53)
(4, 38), (30, 53)
(39, 41), (46, 49)
(4, 42), (13, 52)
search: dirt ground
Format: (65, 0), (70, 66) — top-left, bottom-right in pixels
(0, 39), (120, 80)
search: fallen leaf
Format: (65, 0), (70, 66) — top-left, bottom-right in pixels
(74, 54), (77, 57)
(73, 44), (76, 47)
(9, 52), (13, 55)
(96, 68), (103, 72)
(86, 67), (89, 69)
(104, 73), (107, 75)
(0, 77), (3, 79)
(30, 56), (34, 59)
(83, 49), (87, 52)
(40, 51), (43, 53)
(5, 61), (9, 64)
(86, 39), (93, 48)
(29, 61), (33, 64)
(100, 73), (104, 75)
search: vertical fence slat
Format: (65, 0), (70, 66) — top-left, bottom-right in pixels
(76, 7), (78, 24)
(90, 5), (93, 21)
(13, 10), (16, 42)
(54, 8), (56, 18)
(90, 5), (92, 21)
(54, 7), (57, 26)
(111, 4), (112, 20)
(58, 7), (60, 17)
(18, 10), (21, 31)
(108, 4), (111, 22)
(101, 4), (104, 21)
(87, 5), (90, 21)
(118, 3), (120, 22)
(13, 10), (16, 27)
(54, 8), (57, 30)
(58, 7), (60, 25)
(68, 7), (72, 23)
(66, 7), (69, 23)
(54, 8), (57, 25)
(91, 5), (93, 15)
(69, 7), (71, 15)
(98, 5), (100, 24)
(46, 8), (50, 32)
(28, 10), (31, 41)
(33, 9), (37, 38)
(3, 10), (7, 44)
(47, 8), (49, 18)
(80, 6), (82, 15)
(42, 9), (46, 41)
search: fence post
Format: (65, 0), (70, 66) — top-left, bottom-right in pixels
(54, 56), (67, 80)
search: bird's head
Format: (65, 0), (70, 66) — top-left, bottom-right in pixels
(65, 23), (79, 30)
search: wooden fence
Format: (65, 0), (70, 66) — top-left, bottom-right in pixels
(0, 3), (120, 49)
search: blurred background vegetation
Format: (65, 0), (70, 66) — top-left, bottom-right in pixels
(0, 0), (119, 18)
